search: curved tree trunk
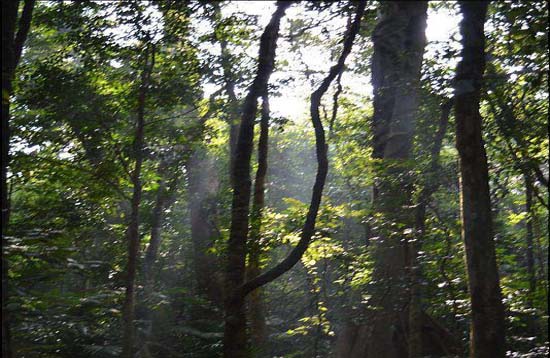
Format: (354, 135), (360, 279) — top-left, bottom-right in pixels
(238, 0), (365, 300)
(454, 2), (506, 357)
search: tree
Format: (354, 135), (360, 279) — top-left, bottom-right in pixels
(121, 42), (156, 358)
(336, 2), (430, 357)
(454, 1), (506, 356)
(247, 94), (270, 353)
(223, 3), (291, 356)
(2, 1), (36, 357)
(2, 1), (548, 357)
(224, 2), (366, 356)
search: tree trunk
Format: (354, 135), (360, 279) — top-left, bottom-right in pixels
(524, 173), (536, 306)
(143, 180), (167, 291)
(141, 177), (166, 353)
(212, 2), (240, 182)
(454, 2), (506, 357)
(122, 45), (155, 358)
(2, 2), (36, 357)
(247, 95), (270, 355)
(222, 40), (240, 183)
(338, 2), (428, 358)
(143, 157), (184, 291)
(139, 160), (183, 355)
(223, 4), (290, 357)
(1, 4), (18, 355)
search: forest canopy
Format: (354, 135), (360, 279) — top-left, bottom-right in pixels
(1, 1), (548, 358)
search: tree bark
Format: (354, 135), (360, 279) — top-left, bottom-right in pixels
(246, 95), (270, 355)
(221, 40), (240, 183)
(223, 3), (291, 357)
(143, 178), (167, 290)
(211, 2), (240, 182)
(2, 2), (36, 357)
(524, 173), (536, 306)
(454, 2), (506, 357)
(338, 2), (428, 358)
(122, 45), (155, 358)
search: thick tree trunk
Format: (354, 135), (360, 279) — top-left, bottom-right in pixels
(247, 95), (270, 355)
(2, 2), (36, 357)
(122, 45), (155, 358)
(336, 3), (428, 358)
(223, 4), (290, 357)
(1, 3), (17, 354)
(454, 2), (506, 357)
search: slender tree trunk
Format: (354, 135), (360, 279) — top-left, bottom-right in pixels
(140, 161), (182, 355)
(2, 2), (36, 357)
(247, 95), (270, 355)
(222, 41), (240, 182)
(122, 45), (155, 358)
(532, 212), (548, 314)
(139, 175), (166, 355)
(212, 2), (240, 181)
(223, 4), (290, 357)
(454, 2), (506, 357)
(143, 163), (181, 292)
(143, 180), (167, 290)
(524, 173), (536, 306)
(142, 158), (182, 290)
(328, 71), (343, 137)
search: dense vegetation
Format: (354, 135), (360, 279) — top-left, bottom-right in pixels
(2, 1), (548, 357)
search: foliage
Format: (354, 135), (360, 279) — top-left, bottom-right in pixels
(3, 1), (548, 357)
